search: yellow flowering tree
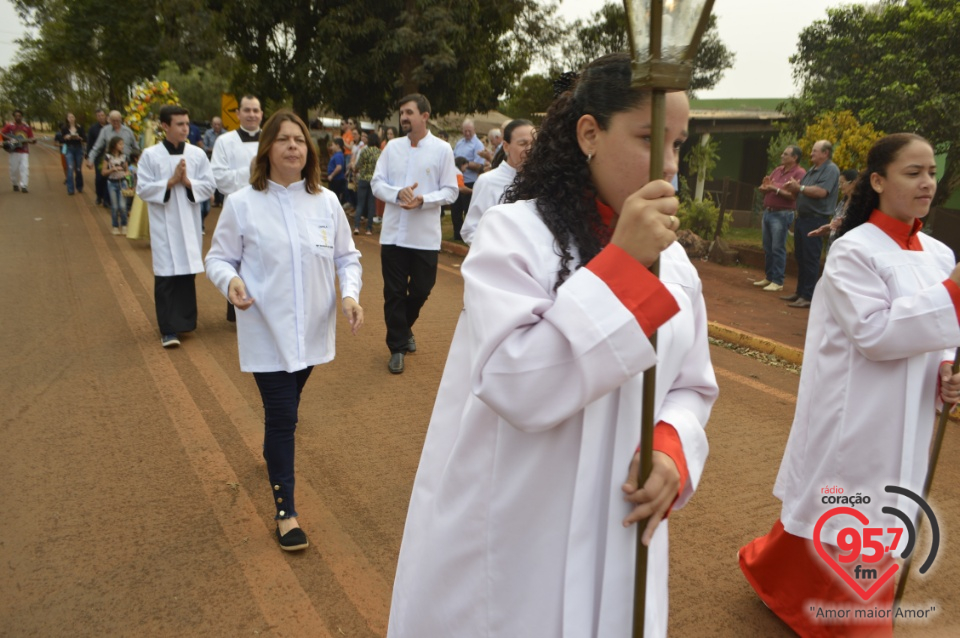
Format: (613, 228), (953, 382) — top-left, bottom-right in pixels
(798, 110), (884, 173)
(124, 80), (180, 138)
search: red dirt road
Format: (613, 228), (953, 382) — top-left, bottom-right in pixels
(2, 147), (958, 636)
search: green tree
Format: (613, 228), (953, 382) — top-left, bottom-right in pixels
(498, 74), (554, 122)
(559, 4), (734, 95)
(220, 0), (563, 122)
(157, 60), (233, 122)
(797, 110), (884, 173)
(8, 0), (225, 116)
(14, 0), (165, 108)
(787, 0), (960, 206)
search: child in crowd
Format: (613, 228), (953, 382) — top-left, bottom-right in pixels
(326, 138), (347, 204)
(454, 156), (471, 196)
(102, 136), (130, 235)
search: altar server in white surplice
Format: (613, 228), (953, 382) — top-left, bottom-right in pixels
(461, 118), (534, 246)
(388, 53), (717, 638)
(211, 95), (263, 196)
(740, 133), (960, 638)
(136, 104), (215, 348)
(211, 95), (264, 322)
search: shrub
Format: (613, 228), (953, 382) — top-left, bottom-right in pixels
(679, 196), (731, 239)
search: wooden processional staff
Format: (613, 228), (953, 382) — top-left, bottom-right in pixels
(620, 1), (715, 635)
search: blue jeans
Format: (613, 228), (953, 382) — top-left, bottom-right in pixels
(65, 146), (84, 194)
(355, 180), (375, 230)
(793, 215), (828, 300)
(761, 209), (794, 285)
(253, 367), (313, 520)
(107, 179), (127, 228)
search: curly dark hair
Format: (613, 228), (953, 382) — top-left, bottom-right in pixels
(504, 53), (650, 288)
(837, 133), (931, 238)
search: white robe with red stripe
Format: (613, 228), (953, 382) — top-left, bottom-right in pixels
(388, 200), (717, 638)
(775, 222), (960, 548)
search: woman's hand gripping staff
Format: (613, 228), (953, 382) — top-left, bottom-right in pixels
(610, 179), (680, 268)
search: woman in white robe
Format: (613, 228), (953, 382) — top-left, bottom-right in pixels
(460, 118), (534, 246)
(740, 133), (960, 637)
(205, 111), (363, 551)
(389, 54), (718, 638)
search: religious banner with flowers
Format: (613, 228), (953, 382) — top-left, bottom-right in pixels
(124, 80), (180, 138)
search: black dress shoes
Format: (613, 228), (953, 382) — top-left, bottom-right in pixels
(780, 293), (801, 302)
(787, 297), (812, 308)
(406, 335), (416, 353)
(389, 352), (405, 374)
(276, 526), (309, 551)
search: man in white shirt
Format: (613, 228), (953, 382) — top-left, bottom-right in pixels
(136, 105), (216, 348)
(210, 94), (264, 321)
(372, 93), (458, 374)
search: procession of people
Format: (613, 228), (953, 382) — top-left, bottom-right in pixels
(3, 33), (960, 637)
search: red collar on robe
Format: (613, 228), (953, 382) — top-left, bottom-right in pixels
(594, 199), (615, 246)
(868, 208), (923, 251)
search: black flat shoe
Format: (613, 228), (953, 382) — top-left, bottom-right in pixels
(276, 526), (309, 551)
(406, 335), (416, 353)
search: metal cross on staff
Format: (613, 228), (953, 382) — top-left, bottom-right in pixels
(620, 1), (715, 636)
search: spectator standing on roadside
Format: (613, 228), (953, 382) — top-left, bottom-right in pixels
(779, 140), (841, 309)
(354, 131), (382, 235)
(753, 146), (806, 292)
(808, 167), (859, 247)
(326, 138), (348, 204)
(450, 119), (486, 241)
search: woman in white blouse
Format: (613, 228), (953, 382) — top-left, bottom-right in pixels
(205, 110), (363, 551)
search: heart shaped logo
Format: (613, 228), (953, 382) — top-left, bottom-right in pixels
(813, 506), (899, 601)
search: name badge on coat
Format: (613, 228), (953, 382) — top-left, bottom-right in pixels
(309, 222), (334, 252)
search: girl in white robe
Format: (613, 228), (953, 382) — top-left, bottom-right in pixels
(740, 133), (960, 637)
(389, 53), (718, 638)
(205, 111), (363, 551)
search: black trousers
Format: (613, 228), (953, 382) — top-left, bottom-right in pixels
(94, 163), (107, 203)
(450, 183), (475, 241)
(381, 245), (438, 353)
(253, 367), (313, 520)
(793, 215), (828, 300)
(154, 274), (197, 335)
